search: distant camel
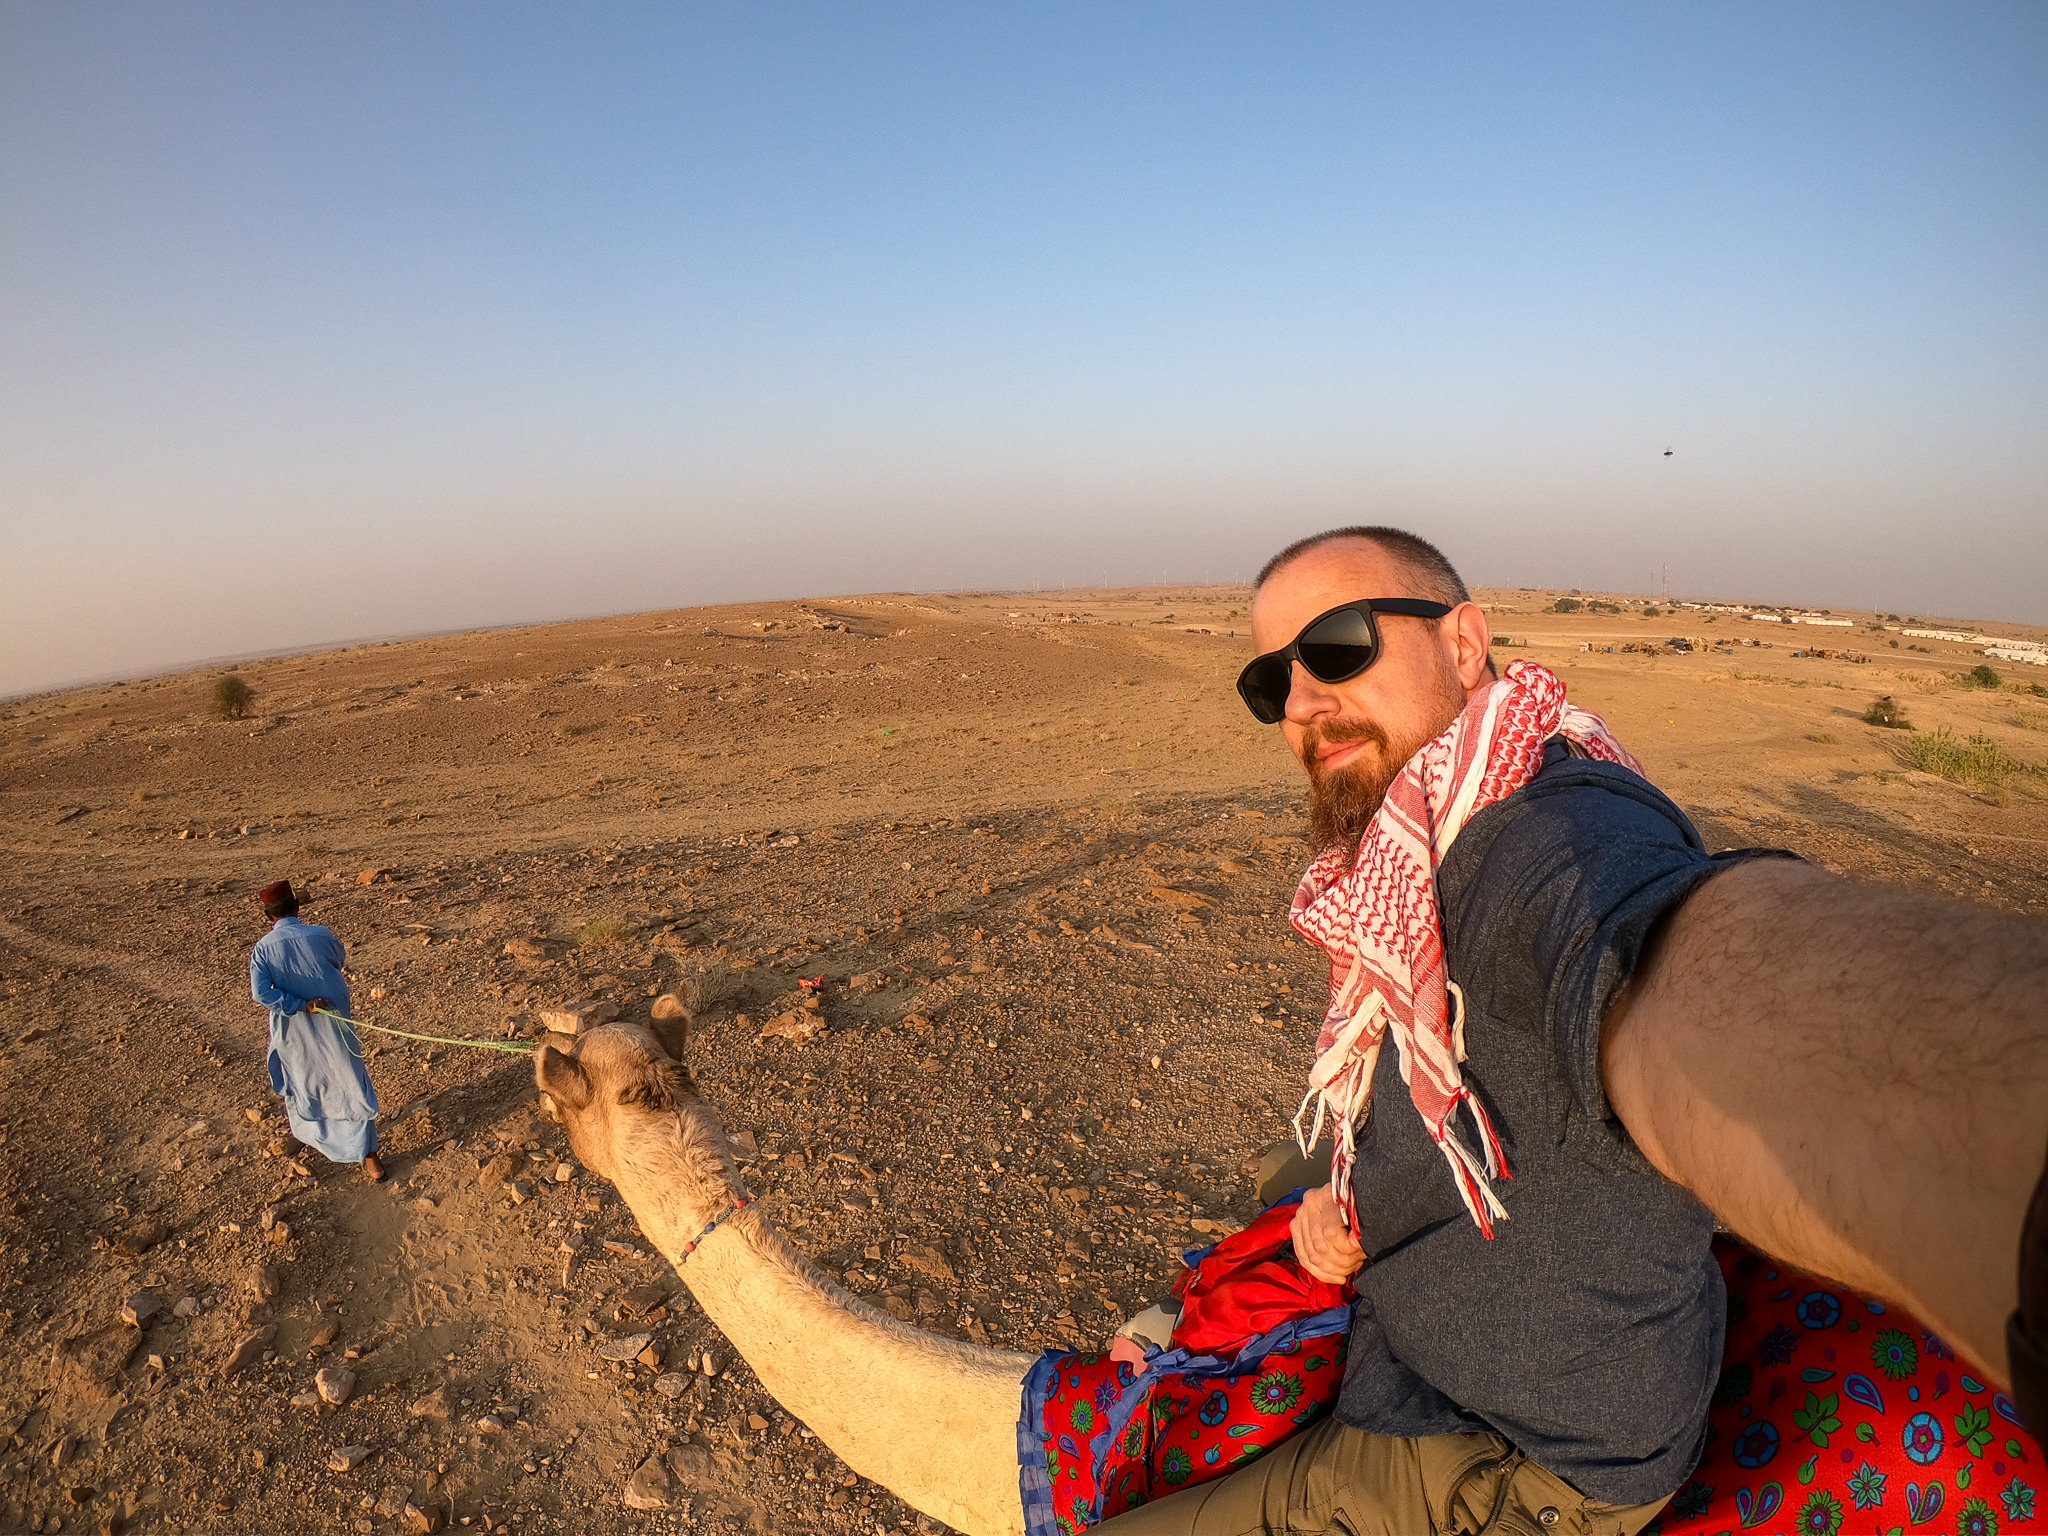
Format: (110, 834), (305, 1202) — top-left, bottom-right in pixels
(535, 999), (1032, 1536)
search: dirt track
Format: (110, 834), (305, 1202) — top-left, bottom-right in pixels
(2, 586), (2044, 1535)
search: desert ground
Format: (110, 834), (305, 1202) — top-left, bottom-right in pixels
(2, 585), (2045, 1536)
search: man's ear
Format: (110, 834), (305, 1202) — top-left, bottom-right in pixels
(648, 993), (691, 1064)
(534, 1041), (593, 1111)
(1451, 602), (1495, 692)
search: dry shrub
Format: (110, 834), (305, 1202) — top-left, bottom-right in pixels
(577, 916), (630, 947)
(211, 674), (254, 720)
(1862, 697), (1911, 729)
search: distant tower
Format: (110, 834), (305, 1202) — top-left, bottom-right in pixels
(1656, 563), (1673, 604)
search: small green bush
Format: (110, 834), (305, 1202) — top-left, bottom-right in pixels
(1906, 727), (2038, 793)
(1863, 696), (1911, 729)
(1967, 664), (2003, 689)
(1549, 597), (1583, 614)
(1642, 606), (1663, 618)
(210, 674), (254, 720)
(578, 916), (630, 947)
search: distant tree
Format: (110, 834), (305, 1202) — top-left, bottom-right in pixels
(1642, 606), (1663, 618)
(1969, 664), (2003, 689)
(1549, 597), (1583, 614)
(211, 674), (254, 720)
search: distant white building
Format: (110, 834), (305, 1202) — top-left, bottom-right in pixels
(1987, 646), (2048, 667)
(1792, 617), (1851, 627)
(1902, 628), (1982, 644)
(1746, 613), (1787, 622)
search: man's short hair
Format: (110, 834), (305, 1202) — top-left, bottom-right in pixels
(262, 896), (298, 919)
(1254, 526), (1472, 606)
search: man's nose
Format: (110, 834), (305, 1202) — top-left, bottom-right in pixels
(1283, 660), (1343, 725)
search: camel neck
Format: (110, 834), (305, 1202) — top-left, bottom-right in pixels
(610, 1122), (1031, 1536)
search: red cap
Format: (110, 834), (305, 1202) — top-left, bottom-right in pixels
(258, 880), (295, 906)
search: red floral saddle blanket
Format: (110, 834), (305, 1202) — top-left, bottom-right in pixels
(1018, 1196), (1352, 1534)
(1017, 1216), (2045, 1536)
(1650, 1238), (2042, 1535)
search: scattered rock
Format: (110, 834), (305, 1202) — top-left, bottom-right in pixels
(553, 1163), (573, 1183)
(759, 1008), (824, 1042)
(539, 999), (619, 1035)
(291, 1388), (322, 1408)
(374, 1487), (407, 1519)
(898, 1243), (958, 1284)
(745, 1413), (769, 1432)
(309, 1320), (340, 1349)
(316, 1366), (356, 1405)
(502, 938), (549, 963)
(54, 1324), (141, 1397)
(728, 1129), (760, 1161)
(119, 1289), (165, 1328)
(595, 1332), (652, 1362)
(221, 1323), (278, 1380)
(248, 1263), (284, 1302)
(355, 869), (389, 886)
(266, 1220), (292, 1248)
(476, 1414), (504, 1433)
(622, 1454), (674, 1511)
(620, 1282), (672, 1319)
(477, 1154), (513, 1188)
(113, 1216), (169, 1257)
(171, 1295), (200, 1319)
(51, 1432), (76, 1467)
(507, 1179), (533, 1204)
(404, 1501), (446, 1533)
(636, 1345), (661, 1370)
(653, 1375), (690, 1400)
(326, 1444), (373, 1473)
(408, 1386), (451, 1420)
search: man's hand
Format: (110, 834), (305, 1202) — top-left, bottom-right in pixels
(1290, 1183), (1366, 1284)
(308, 997), (329, 1014)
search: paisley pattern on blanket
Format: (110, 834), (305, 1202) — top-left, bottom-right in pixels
(1650, 1238), (2042, 1536)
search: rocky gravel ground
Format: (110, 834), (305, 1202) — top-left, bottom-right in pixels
(1, 585), (2041, 1534)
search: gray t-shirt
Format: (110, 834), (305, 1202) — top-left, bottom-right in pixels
(1333, 741), (1785, 1505)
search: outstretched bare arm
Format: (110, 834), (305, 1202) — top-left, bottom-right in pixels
(1602, 856), (2048, 1385)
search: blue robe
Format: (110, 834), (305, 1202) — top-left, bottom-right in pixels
(250, 916), (379, 1162)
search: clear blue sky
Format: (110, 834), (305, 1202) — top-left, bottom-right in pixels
(4, 2), (2043, 695)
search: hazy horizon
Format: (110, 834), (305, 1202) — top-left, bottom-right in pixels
(5, 2), (2044, 699)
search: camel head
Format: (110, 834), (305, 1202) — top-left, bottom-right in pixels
(533, 994), (741, 1219)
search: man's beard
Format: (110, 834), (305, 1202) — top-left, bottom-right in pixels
(1304, 719), (1406, 859)
(1303, 668), (1467, 859)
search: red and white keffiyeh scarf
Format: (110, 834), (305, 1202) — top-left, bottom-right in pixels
(1289, 659), (1644, 1238)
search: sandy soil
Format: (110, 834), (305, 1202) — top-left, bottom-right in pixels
(1, 586), (2044, 1535)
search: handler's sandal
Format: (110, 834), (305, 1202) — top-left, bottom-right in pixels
(361, 1154), (385, 1183)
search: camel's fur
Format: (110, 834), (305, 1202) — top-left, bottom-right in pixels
(536, 1003), (1032, 1536)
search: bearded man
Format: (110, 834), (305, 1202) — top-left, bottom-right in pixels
(1099, 526), (2048, 1535)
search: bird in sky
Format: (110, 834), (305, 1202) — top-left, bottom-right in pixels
(1663, 447), (1674, 457)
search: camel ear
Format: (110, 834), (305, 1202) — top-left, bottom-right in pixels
(647, 993), (691, 1064)
(534, 1041), (593, 1112)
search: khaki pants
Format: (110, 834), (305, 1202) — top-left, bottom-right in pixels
(1094, 1145), (1669, 1535)
(1090, 1417), (1669, 1536)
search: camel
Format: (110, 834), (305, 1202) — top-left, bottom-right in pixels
(534, 1000), (1035, 1536)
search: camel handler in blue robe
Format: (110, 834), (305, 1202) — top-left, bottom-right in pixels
(249, 878), (384, 1182)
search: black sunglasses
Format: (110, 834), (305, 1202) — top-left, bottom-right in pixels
(1236, 597), (1454, 724)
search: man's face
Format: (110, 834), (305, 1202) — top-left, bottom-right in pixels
(1250, 539), (1490, 855)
